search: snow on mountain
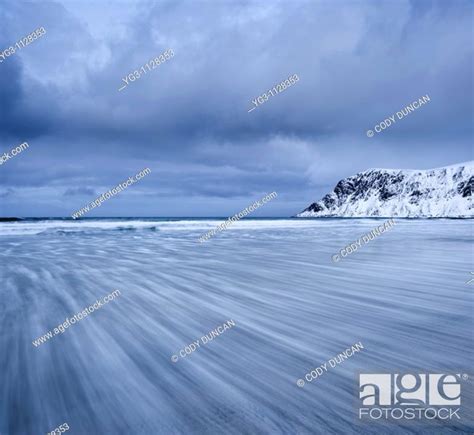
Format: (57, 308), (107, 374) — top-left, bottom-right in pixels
(297, 162), (473, 218)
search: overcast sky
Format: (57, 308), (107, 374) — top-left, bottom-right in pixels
(1, 0), (472, 217)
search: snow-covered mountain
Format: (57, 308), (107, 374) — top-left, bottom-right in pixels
(297, 162), (473, 218)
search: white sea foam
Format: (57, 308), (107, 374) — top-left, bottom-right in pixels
(0, 217), (460, 236)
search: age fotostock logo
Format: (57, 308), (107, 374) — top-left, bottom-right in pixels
(359, 373), (465, 420)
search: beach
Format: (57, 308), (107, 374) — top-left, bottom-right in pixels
(0, 218), (472, 434)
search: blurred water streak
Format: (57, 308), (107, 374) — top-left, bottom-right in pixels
(0, 218), (472, 434)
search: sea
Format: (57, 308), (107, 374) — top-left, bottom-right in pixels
(0, 217), (473, 434)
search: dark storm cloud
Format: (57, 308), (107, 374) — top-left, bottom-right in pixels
(0, 188), (15, 198)
(0, 0), (472, 217)
(63, 187), (97, 197)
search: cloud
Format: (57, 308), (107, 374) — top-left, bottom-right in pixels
(0, 0), (472, 216)
(0, 188), (15, 198)
(63, 187), (97, 197)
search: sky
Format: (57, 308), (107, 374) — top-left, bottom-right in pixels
(0, 0), (473, 217)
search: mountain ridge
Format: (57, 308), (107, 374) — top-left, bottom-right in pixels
(297, 162), (473, 218)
